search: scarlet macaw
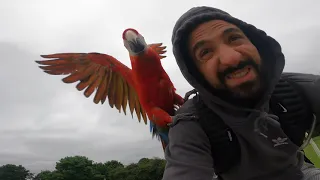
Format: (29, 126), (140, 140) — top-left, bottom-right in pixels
(35, 28), (184, 150)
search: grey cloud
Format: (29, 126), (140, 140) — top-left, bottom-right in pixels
(277, 27), (320, 73)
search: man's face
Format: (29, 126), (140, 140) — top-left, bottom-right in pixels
(188, 20), (262, 98)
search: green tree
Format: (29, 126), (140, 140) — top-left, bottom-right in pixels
(107, 158), (166, 180)
(134, 158), (165, 180)
(123, 163), (139, 180)
(0, 164), (33, 180)
(104, 160), (124, 171)
(92, 163), (107, 179)
(54, 156), (102, 180)
(33, 170), (51, 180)
(33, 170), (63, 180)
(25, 156), (166, 180)
(103, 160), (124, 180)
(147, 158), (166, 180)
(108, 166), (128, 180)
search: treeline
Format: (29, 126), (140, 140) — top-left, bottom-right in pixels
(0, 156), (166, 180)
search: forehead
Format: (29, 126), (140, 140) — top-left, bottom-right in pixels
(189, 20), (243, 47)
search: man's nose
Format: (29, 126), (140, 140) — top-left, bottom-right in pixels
(218, 45), (242, 66)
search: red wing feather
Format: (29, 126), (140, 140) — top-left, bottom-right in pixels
(36, 52), (148, 123)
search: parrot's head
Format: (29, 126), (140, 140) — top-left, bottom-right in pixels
(122, 28), (147, 55)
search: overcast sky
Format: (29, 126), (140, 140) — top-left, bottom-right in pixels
(1, 0), (319, 174)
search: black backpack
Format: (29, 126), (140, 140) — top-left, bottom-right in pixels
(189, 76), (315, 177)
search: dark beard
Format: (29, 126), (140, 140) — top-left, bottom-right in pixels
(213, 59), (265, 107)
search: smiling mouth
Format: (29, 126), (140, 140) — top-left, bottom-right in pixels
(226, 66), (251, 79)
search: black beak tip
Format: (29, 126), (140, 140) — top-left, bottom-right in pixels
(133, 43), (145, 53)
(128, 39), (146, 54)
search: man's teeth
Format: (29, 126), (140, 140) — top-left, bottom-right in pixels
(228, 68), (250, 79)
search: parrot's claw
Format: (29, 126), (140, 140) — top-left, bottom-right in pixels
(174, 104), (180, 111)
(167, 116), (175, 127)
(184, 89), (198, 101)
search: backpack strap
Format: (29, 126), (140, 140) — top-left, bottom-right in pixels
(195, 96), (240, 176)
(270, 76), (315, 165)
(270, 76), (314, 147)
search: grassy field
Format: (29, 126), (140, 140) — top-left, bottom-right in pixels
(304, 136), (320, 167)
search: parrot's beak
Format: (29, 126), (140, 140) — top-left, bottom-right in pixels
(123, 29), (147, 55)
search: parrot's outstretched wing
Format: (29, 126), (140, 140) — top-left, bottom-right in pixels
(35, 52), (149, 124)
(148, 43), (167, 59)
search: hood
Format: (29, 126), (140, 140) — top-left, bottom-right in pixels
(172, 6), (285, 112)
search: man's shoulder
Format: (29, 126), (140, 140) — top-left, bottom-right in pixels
(163, 98), (214, 180)
(173, 95), (222, 127)
(281, 72), (319, 83)
(279, 72), (320, 104)
(171, 97), (200, 127)
(168, 96), (211, 145)
(279, 72), (320, 102)
(176, 97), (199, 114)
(169, 95), (210, 129)
(176, 95), (211, 114)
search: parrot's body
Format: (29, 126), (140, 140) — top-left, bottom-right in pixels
(36, 28), (184, 150)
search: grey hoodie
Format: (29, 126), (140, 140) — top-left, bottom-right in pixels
(163, 6), (320, 180)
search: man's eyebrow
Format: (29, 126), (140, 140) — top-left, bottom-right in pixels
(223, 27), (242, 35)
(191, 28), (243, 54)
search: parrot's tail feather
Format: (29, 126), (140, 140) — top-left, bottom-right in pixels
(160, 138), (166, 151)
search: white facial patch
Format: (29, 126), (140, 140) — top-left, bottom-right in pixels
(124, 30), (138, 42)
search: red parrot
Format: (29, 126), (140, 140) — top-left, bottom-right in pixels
(35, 28), (184, 150)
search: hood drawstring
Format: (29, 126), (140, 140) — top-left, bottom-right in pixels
(254, 112), (280, 138)
(185, 89), (283, 136)
(254, 112), (316, 151)
(299, 114), (316, 151)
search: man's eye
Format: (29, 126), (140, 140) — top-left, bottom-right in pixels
(229, 35), (242, 42)
(200, 49), (210, 57)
